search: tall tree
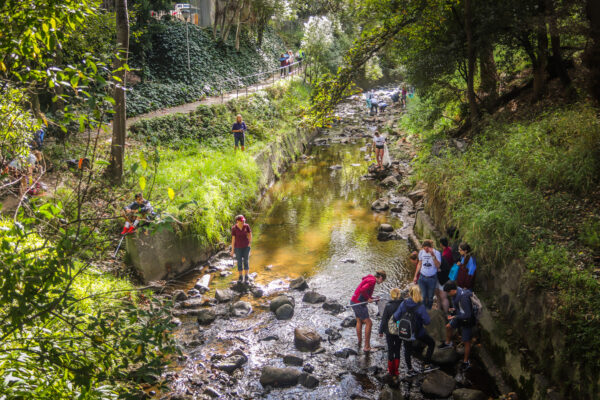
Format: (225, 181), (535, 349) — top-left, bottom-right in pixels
(109, 0), (130, 183)
(464, 0), (478, 122)
(585, 0), (600, 101)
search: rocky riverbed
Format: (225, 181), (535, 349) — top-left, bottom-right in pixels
(158, 88), (500, 400)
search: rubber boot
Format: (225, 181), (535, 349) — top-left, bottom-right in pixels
(393, 358), (400, 376)
(387, 360), (394, 375)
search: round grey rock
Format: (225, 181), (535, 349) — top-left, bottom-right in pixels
(269, 295), (295, 312)
(196, 309), (216, 325)
(322, 299), (345, 315)
(289, 276), (309, 291)
(303, 291), (326, 303)
(421, 370), (455, 398)
(259, 366), (301, 388)
(230, 301), (252, 317)
(275, 303), (294, 320)
(294, 327), (322, 352)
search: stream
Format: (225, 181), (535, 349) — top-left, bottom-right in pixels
(165, 91), (499, 400)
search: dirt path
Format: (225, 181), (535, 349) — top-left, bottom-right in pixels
(126, 71), (304, 128)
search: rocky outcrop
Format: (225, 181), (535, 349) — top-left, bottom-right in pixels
(421, 370), (455, 397)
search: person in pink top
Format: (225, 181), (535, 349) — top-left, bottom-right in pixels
(350, 270), (387, 352)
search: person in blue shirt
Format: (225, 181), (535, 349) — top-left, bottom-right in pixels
(393, 285), (435, 376)
(440, 280), (474, 370)
(231, 114), (247, 151)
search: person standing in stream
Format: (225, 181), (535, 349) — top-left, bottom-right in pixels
(379, 287), (403, 380)
(230, 215), (252, 283)
(372, 131), (386, 171)
(350, 270), (387, 352)
(412, 239), (442, 309)
(232, 114), (247, 151)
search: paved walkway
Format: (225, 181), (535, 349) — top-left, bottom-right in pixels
(126, 70), (304, 128)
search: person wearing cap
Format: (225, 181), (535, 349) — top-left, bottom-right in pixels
(230, 215), (252, 282)
(231, 114), (247, 151)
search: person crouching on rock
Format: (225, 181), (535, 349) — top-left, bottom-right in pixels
(122, 193), (154, 234)
(379, 287), (403, 380)
(230, 215), (252, 283)
(393, 284), (435, 376)
(350, 270), (386, 352)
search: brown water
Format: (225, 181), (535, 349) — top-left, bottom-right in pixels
(211, 138), (410, 297)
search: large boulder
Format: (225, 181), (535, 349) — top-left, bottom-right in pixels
(334, 348), (358, 359)
(196, 309), (216, 325)
(421, 370), (455, 398)
(452, 388), (487, 400)
(379, 385), (405, 400)
(230, 301), (252, 317)
(259, 366), (301, 388)
(215, 350), (248, 373)
(424, 309), (447, 343)
(275, 304), (294, 320)
(380, 175), (399, 187)
(269, 295), (295, 312)
(303, 291), (326, 303)
(371, 198), (390, 211)
(215, 289), (236, 303)
(322, 299), (345, 315)
(378, 224), (394, 232)
(294, 327), (322, 352)
(289, 276), (309, 291)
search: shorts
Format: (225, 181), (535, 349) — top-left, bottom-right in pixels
(351, 301), (370, 320)
(234, 132), (245, 147)
(450, 318), (473, 342)
(375, 145), (384, 150)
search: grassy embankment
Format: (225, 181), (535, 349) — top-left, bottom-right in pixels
(401, 94), (600, 390)
(127, 79), (311, 247)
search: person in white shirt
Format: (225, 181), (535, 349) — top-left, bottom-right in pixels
(372, 131), (386, 171)
(412, 239), (442, 309)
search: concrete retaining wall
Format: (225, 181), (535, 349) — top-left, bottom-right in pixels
(126, 127), (318, 283)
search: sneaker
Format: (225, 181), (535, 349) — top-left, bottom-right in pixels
(244, 275), (249, 282)
(438, 342), (452, 349)
(238, 276), (243, 283)
(460, 361), (471, 371)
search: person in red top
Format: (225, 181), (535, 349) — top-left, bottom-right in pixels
(350, 270), (387, 352)
(230, 215), (252, 283)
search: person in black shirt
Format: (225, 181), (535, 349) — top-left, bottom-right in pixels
(122, 193), (154, 234)
(232, 114), (248, 151)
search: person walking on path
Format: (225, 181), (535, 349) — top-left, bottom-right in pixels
(401, 85), (407, 108)
(456, 243), (477, 289)
(230, 215), (252, 282)
(412, 239), (442, 309)
(287, 50), (295, 74)
(232, 114), (247, 151)
(393, 285), (435, 376)
(350, 270), (387, 352)
(279, 53), (288, 77)
(379, 288), (403, 380)
(440, 281), (474, 370)
(372, 131), (386, 171)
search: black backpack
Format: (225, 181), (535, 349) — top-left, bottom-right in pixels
(397, 305), (418, 341)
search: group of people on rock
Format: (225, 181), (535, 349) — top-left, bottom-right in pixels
(351, 232), (478, 381)
(279, 50), (303, 77)
(367, 85), (412, 116)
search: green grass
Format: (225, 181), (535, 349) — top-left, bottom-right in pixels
(406, 100), (600, 374)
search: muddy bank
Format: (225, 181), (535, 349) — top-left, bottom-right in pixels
(158, 89), (501, 400)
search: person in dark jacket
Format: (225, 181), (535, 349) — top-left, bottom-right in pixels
(379, 288), (403, 379)
(435, 237), (453, 314)
(122, 193), (154, 234)
(393, 285), (435, 375)
(456, 242), (476, 289)
(350, 270), (386, 352)
(440, 280), (474, 370)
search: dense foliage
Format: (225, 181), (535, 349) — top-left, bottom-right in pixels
(127, 21), (286, 116)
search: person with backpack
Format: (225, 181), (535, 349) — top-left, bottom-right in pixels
(435, 237), (453, 313)
(393, 285), (435, 376)
(440, 281), (475, 370)
(350, 270), (387, 352)
(279, 53), (288, 77)
(412, 239), (442, 309)
(456, 243), (477, 289)
(378, 288), (404, 380)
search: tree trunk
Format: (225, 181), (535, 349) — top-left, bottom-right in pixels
(585, 0), (600, 102)
(213, 0), (220, 39)
(546, 0), (571, 87)
(223, 0), (241, 43)
(108, 0), (129, 184)
(479, 43), (498, 108)
(532, 0), (548, 101)
(464, 0), (478, 123)
(234, 0), (245, 51)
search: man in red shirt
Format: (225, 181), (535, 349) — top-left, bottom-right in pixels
(350, 270), (386, 352)
(230, 215), (252, 282)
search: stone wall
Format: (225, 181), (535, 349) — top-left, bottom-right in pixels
(126, 127), (318, 283)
